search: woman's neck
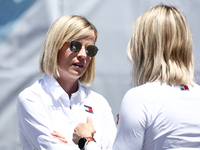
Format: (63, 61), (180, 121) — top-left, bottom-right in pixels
(56, 77), (79, 98)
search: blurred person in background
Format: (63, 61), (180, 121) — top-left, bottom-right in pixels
(17, 15), (116, 150)
(72, 4), (200, 150)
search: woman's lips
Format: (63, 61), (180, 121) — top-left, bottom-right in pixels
(73, 63), (84, 68)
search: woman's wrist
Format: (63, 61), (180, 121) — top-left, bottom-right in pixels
(78, 137), (96, 150)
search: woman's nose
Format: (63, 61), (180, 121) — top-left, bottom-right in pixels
(77, 46), (87, 58)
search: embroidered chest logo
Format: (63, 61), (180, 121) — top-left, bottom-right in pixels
(84, 105), (93, 114)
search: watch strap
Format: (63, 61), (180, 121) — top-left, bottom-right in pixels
(78, 137), (96, 150)
(85, 137), (96, 143)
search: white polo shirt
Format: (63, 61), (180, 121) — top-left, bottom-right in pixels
(113, 81), (200, 150)
(17, 74), (116, 150)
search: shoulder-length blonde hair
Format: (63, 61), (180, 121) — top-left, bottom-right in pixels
(127, 4), (194, 87)
(40, 15), (98, 86)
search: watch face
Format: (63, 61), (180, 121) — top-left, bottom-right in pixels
(78, 138), (87, 149)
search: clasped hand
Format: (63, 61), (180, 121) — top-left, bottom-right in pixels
(73, 116), (96, 144)
(51, 116), (96, 145)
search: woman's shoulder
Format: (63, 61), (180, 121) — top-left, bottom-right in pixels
(190, 83), (200, 97)
(123, 82), (168, 106)
(18, 78), (45, 101)
(126, 82), (160, 96)
(193, 83), (200, 89)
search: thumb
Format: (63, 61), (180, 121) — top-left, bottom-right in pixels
(87, 116), (93, 124)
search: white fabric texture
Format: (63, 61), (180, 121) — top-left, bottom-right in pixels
(113, 81), (200, 150)
(85, 141), (101, 150)
(17, 74), (116, 150)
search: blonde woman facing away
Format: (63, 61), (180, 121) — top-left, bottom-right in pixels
(113, 4), (200, 150)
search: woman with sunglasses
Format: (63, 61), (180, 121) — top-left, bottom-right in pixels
(17, 15), (116, 150)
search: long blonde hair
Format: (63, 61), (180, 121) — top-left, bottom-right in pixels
(127, 4), (194, 87)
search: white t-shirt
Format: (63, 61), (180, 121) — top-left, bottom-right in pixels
(17, 74), (116, 150)
(113, 81), (200, 150)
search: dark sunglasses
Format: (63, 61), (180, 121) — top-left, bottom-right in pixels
(70, 41), (98, 57)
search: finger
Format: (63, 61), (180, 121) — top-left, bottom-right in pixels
(51, 134), (64, 138)
(60, 141), (71, 146)
(72, 137), (78, 144)
(87, 116), (93, 124)
(72, 132), (77, 143)
(51, 132), (65, 139)
(51, 131), (59, 135)
(72, 132), (78, 138)
(60, 140), (71, 146)
(51, 131), (57, 135)
(51, 132), (57, 136)
(54, 136), (68, 143)
(72, 132), (80, 144)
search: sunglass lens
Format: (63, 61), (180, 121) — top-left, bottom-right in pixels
(70, 41), (82, 53)
(86, 45), (98, 57)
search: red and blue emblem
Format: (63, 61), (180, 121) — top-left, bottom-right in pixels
(84, 105), (93, 114)
(180, 85), (189, 91)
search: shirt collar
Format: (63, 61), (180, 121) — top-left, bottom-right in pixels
(43, 74), (85, 101)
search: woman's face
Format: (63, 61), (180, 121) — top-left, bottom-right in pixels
(57, 32), (95, 82)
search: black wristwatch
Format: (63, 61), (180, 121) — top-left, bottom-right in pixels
(78, 137), (95, 150)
